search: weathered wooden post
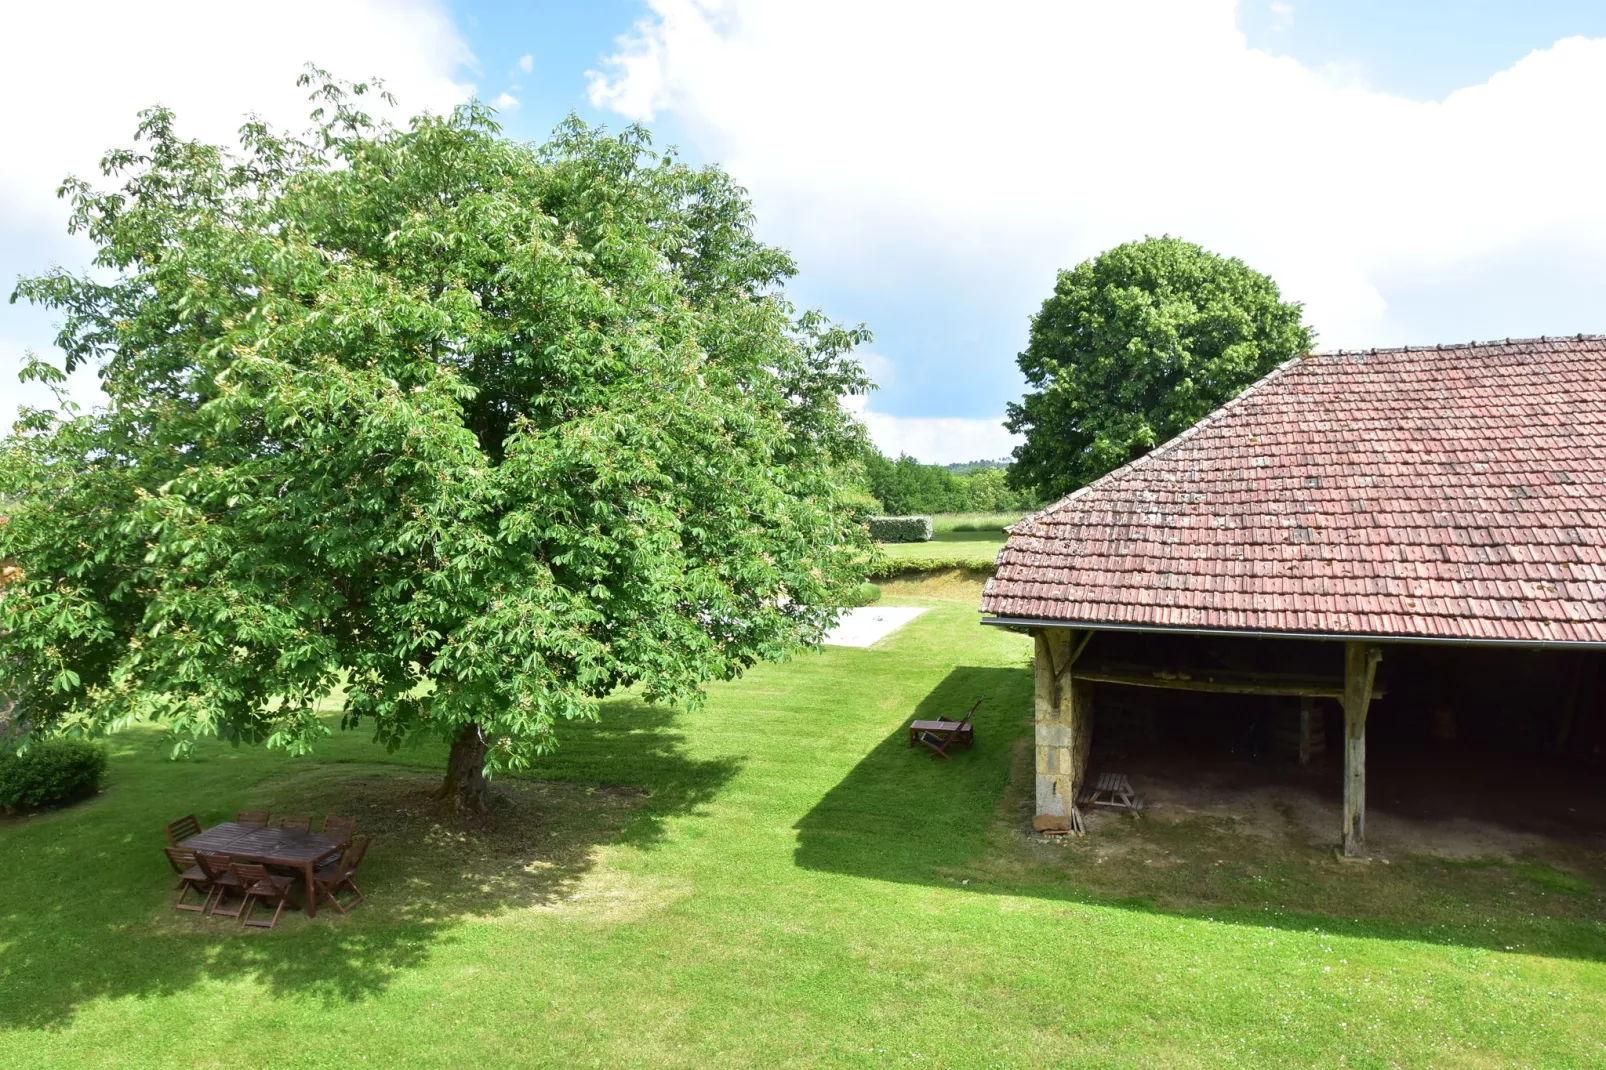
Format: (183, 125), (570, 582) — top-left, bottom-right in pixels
(1033, 628), (1094, 832)
(1341, 641), (1382, 857)
(1298, 695), (1315, 767)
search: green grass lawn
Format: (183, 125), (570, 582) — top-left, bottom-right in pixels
(3, 595), (1605, 1067)
(929, 512), (1030, 534)
(878, 529), (1009, 567)
(874, 512), (1032, 570)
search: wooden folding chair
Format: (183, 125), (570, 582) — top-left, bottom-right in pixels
(165, 814), (201, 845)
(908, 696), (982, 759)
(313, 837), (370, 915)
(235, 809), (270, 827)
(163, 846), (212, 912)
(233, 862), (297, 930)
(195, 852), (244, 916)
(321, 815), (355, 842)
(272, 814), (312, 832)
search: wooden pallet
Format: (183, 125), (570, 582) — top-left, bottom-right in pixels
(1078, 772), (1144, 812)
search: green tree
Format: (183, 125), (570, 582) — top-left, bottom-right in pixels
(855, 445), (1039, 515)
(862, 450), (955, 514)
(1, 73), (873, 810)
(960, 467), (1026, 512)
(1005, 236), (1314, 499)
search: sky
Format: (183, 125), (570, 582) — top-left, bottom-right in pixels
(4, 1), (1606, 464)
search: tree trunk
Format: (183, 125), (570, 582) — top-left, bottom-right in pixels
(436, 722), (492, 812)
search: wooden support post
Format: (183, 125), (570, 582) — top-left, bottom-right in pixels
(1298, 695), (1315, 767)
(1555, 653), (1587, 749)
(1033, 628), (1094, 832)
(1341, 641), (1382, 858)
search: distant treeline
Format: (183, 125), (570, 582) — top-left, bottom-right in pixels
(859, 450), (1042, 515)
(940, 459), (1009, 476)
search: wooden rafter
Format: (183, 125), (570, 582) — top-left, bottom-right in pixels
(1070, 663), (1386, 700)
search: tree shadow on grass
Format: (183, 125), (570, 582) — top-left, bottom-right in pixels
(794, 667), (1606, 963)
(0, 698), (739, 1029)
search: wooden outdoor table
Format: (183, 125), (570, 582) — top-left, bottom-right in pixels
(184, 822), (349, 917)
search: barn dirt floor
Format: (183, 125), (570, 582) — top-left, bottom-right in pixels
(969, 737), (1606, 959)
(1081, 744), (1606, 861)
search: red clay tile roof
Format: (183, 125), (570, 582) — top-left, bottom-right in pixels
(981, 335), (1606, 645)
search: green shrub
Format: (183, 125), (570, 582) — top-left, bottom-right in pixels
(837, 487), (883, 520)
(867, 515), (933, 543)
(0, 738), (109, 812)
(867, 558), (1000, 580)
(849, 582), (882, 606)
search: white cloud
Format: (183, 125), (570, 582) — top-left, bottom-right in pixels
(518, 53), (535, 73)
(493, 92), (521, 110)
(843, 394), (1018, 465)
(0, 0), (473, 430)
(589, 1), (1606, 352)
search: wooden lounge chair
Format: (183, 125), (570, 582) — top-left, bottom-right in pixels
(909, 697), (982, 759)
(235, 809), (270, 827)
(165, 814), (202, 845)
(195, 852), (245, 916)
(233, 862), (297, 929)
(272, 814), (312, 832)
(163, 846), (211, 912)
(321, 815), (355, 841)
(313, 838), (369, 914)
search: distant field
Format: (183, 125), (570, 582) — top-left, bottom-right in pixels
(878, 528), (1008, 567)
(930, 511), (1031, 533)
(873, 512), (1027, 569)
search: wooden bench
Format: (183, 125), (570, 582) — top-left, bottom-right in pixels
(1078, 772), (1144, 812)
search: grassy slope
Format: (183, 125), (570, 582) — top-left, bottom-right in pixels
(2, 599), (1604, 1068)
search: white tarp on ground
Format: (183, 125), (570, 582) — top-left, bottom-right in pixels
(822, 606), (928, 648)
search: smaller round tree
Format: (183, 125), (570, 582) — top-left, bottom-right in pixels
(1006, 236), (1315, 500)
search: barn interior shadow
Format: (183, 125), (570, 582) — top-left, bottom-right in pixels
(793, 668), (1606, 963)
(0, 699), (739, 1029)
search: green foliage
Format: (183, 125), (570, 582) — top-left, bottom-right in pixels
(866, 516), (933, 543)
(848, 582), (881, 606)
(0, 738), (108, 811)
(1006, 236), (1316, 499)
(863, 449), (1040, 514)
(836, 486), (883, 520)
(0, 71), (873, 778)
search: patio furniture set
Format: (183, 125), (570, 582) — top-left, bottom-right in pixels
(163, 810), (369, 929)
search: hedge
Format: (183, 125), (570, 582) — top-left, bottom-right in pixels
(867, 558), (999, 580)
(867, 515), (933, 543)
(0, 738), (108, 812)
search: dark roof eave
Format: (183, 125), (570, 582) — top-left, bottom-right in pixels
(977, 614), (1606, 650)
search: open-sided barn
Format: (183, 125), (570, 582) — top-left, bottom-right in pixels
(981, 335), (1606, 854)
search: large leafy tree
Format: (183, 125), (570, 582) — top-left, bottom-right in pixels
(1006, 236), (1314, 499)
(2, 74), (873, 809)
